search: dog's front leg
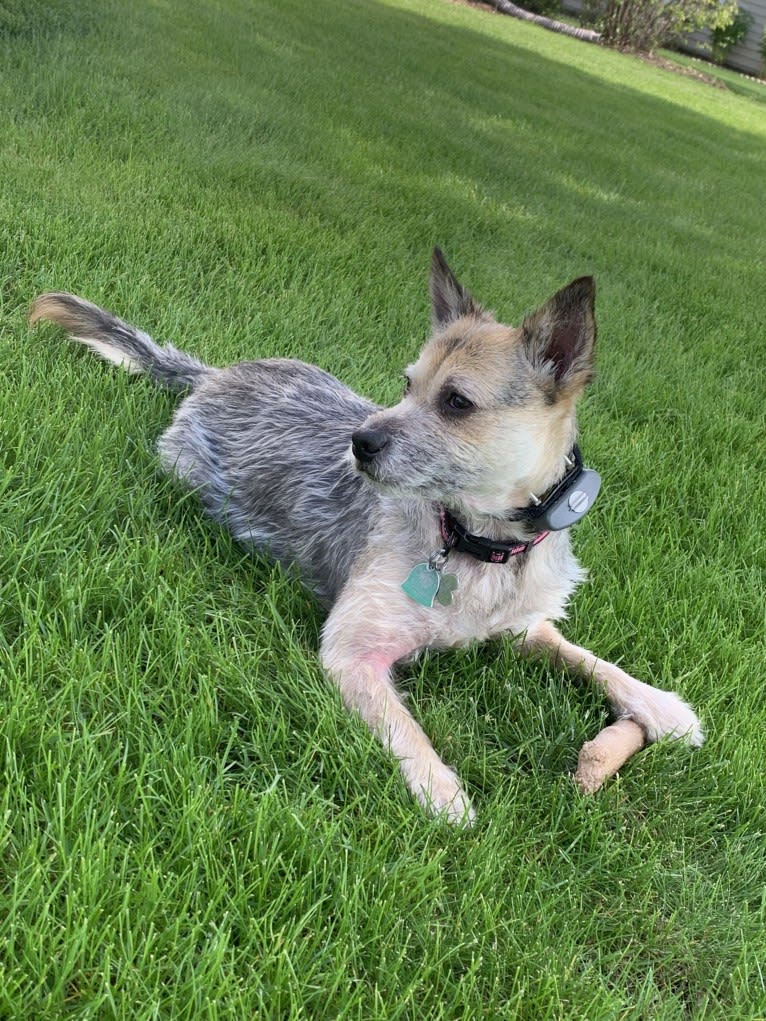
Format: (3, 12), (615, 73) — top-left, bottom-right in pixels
(520, 620), (704, 746)
(320, 616), (475, 825)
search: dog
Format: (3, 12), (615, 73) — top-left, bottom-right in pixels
(30, 249), (703, 823)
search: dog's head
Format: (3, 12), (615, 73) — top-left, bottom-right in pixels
(352, 248), (596, 522)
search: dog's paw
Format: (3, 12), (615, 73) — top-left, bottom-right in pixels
(624, 686), (704, 748)
(418, 764), (476, 827)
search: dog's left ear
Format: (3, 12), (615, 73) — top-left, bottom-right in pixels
(429, 247), (484, 330)
(522, 276), (596, 394)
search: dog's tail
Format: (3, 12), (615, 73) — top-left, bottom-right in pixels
(29, 292), (212, 392)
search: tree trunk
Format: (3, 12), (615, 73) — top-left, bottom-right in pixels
(487, 0), (602, 43)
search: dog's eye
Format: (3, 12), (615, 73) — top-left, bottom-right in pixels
(444, 391), (474, 413)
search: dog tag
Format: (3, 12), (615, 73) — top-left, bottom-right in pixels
(434, 572), (458, 606)
(401, 562), (441, 607)
(401, 563), (458, 608)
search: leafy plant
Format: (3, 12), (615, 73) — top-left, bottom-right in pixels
(518, 0), (562, 16)
(585, 0), (739, 53)
(711, 5), (753, 63)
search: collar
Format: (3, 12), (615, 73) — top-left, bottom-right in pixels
(439, 508), (549, 564)
(437, 444), (600, 564)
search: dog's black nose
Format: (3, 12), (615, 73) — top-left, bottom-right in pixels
(352, 428), (389, 463)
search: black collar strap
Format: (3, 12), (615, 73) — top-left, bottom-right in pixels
(439, 508), (549, 564)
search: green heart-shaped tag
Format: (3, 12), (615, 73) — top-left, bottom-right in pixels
(401, 562), (441, 607)
(402, 564), (459, 608)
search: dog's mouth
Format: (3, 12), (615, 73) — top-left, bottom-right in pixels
(350, 425), (484, 503)
(349, 424), (534, 515)
(352, 448), (470, 506)
(352, 453), (409, 496)
(349, 443), (411, 493)
(350, 428), (397, 487)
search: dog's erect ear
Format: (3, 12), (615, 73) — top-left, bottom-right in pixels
(522, 277), (596, 393)
(429, 247), (483, 330)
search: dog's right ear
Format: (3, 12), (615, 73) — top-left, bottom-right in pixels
(429, 247), (483, 330)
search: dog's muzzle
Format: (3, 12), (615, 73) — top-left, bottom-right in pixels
(351, 427), (389, 465)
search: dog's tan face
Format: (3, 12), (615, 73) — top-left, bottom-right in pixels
(352, 249), (596, 520)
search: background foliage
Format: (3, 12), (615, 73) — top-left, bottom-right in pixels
(710, 5), (754, 64)
(584, 0), (739, 52)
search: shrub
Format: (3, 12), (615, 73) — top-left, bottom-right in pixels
(711, 5), (753, 63)
(519, 0), (563, 16)
(585, 0), (740, 53)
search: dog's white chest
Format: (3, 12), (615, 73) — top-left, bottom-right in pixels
(427, 545), (584, 650)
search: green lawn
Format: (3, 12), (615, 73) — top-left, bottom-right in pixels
(660, 48), (766, 104)
(2, 0), (766, 1017)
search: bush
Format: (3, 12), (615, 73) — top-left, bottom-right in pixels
(519, 0), (562, 16)
(585, 0), (740, 53)
(711, 5), (753, 63)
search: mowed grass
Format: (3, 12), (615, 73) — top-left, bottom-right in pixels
(1, 0), (766, 1017)
(660, 49), (766, 105)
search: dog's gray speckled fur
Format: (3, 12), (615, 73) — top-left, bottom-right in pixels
(30, 250), (703, 822)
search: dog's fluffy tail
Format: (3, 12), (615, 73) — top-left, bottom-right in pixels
(29, 292), (212, 392)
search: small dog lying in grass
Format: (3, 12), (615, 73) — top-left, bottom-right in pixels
(30, 249), (703, 822)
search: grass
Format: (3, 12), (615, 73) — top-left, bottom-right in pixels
(660, 48), (766, 105)
(1, 0), (766, 1016)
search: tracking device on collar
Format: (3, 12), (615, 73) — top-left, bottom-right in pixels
(522, 445), (601, 532)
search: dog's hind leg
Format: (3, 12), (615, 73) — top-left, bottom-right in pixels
(320, 624), (475, 825)
(520, 620), (704, 747)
